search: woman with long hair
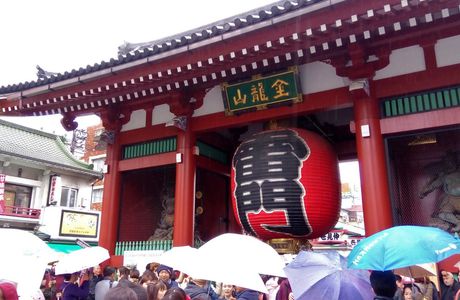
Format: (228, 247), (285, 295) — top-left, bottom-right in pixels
(147, 281), (168, 300)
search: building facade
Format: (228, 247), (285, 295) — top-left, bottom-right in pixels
(0, 120), (103, 249)
(1, 0), (460, 266)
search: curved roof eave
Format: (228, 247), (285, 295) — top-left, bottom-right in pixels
(0, 0), (334, 96)
(0, 150), (103, 178)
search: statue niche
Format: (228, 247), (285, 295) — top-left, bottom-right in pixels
(149, 193), (175, 240)
(148, 191), (203, 241)
(419, 151), (460, 232)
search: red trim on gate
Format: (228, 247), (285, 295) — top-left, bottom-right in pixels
(374, 64), (460, 99)
(192, 87), (353, 132)
(380, 106), (460, 135)
(118, 152), (177, 171)
(196, 156), (230, 177)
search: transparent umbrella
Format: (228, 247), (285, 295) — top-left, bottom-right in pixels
(154, 244), (269, 293)
(54, 246), (110, 275)
(153, 246), (201, 276)
(0, 229), (58, 298)
(198, 233), (286, 278)
(284, 251), (374, 300)
(151, 234), (287, 293)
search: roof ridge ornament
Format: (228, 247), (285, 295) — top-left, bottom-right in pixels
(36, 65), (58, 80)
(118, 40), (157, 56)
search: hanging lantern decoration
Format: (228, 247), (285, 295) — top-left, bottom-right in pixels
(231, 128), (340, 241)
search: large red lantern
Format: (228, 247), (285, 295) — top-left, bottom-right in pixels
(231, 128), (340, 240)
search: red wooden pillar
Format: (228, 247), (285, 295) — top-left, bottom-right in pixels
(352, 80), (393, 236)
(173, 116), (196, 246)
(98, 106), (130, 256)
(98, 134), (121, 254)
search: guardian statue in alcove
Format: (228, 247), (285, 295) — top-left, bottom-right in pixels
(420, 151), (460, 232)
(148, 191), (202, 242)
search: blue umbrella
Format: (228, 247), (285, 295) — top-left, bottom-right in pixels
(347, 225), (460, 271)
(284, 251), (374, 300)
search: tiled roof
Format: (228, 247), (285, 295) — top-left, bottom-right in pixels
(0, 119), (102, 177)
(0, 0), (318, 94)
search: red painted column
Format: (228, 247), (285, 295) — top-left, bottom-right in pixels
(173, 117), (196, 246)
(352, 81), (393, 236)
(99, 134), (121, 255)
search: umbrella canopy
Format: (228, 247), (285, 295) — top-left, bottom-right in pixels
(54, 246), (109, 275)
(198, 233), (285, 277)
(0, 229), (58, 298)
(284, 251), (374, 300)
(154, 244), (268, 293)
(153, 246), (201, 276)
(152, 234), (286, 293)
(393, 263), (436, 278)
(348, 225), (460, 271)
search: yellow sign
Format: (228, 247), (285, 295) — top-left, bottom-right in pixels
(59, 210), (99, 238)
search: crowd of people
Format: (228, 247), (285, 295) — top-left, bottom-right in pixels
(31, 262), (292, 300)
(4, 260), (460, 300)
(370, 269), (460, 300)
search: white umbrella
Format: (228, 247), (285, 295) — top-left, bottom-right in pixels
(198, 233), (286, 277)
(153, 246), (200, 275)
(190, 233), (287, 293)
(0, 229), (58, 298)
(54, 246), (109, 275)
(153, 245), (268, 293)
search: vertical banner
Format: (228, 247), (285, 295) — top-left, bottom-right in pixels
(0, 174), (5, 213)
(48, 175), (62, 205)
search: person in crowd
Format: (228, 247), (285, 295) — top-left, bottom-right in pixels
(87, 266), (103, 300)
(370, 270), (397, 300)
(275, 279), (292, 300)
(140, 271), (158, 289)
(41, 269), (55, 300)
(104, 286), (138, 300)
(95, 266), (118, 300)
(184, 279), (215, 300)
(415, 276), (438, 300)
(403, 285), (415, 300)
(118, 266), (147, 300)
(176, 273), (190, 290)
(146, 263), (160, 274)
(402, 284), (424, 300)
(264, 277), (280, 300)
(162, 288), (188, 300)
(218, 284), (235, 300)
(234, 286), (259, 300)
(130, 269), (141, 284)
(394, 275), (404, 300)
(0, 281), (19, 300)
(60, 272), (90, 300)
(157, 265), (179, 290)
(440, 271), (460, 300)
(147, 281), (168, 300)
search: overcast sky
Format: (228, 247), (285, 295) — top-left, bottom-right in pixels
(0, 0), (278, 135)
(0, 1), (361, 191)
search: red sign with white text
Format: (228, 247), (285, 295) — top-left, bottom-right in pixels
(0, 174), (5, 213)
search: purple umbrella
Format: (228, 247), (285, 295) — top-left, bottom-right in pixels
(284, 251), (374, 300)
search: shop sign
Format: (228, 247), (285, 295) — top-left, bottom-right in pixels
(0, 174), (5, 213)
(59, 210), (99, 238)
(319, 230), (344, 242)
(124, 250), (164, 270)
(48, 175), (62, 205)
(222, 68), (302, 115)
